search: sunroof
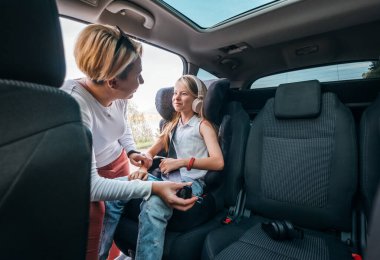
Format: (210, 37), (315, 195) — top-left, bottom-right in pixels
(159, 0), (280, 28)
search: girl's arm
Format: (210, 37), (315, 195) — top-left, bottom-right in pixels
(159, 120), (224, 173)
(192, 120), (224, 171)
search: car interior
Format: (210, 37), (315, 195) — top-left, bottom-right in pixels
(2, 0), (380, 259)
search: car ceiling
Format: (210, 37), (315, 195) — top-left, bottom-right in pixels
(58, 0), (380, 86)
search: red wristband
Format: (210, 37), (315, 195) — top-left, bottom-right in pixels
(187, 157), (195, 171)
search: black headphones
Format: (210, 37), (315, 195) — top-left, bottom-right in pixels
(261, 220), (304, 241)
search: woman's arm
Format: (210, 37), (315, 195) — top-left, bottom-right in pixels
(128, 136), (165, 180)
(91, 162), (197, 211)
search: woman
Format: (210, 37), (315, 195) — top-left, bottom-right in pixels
(60, 24), (197, 260)
(100, 75), (224, 260)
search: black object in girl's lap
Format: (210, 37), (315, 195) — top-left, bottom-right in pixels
(176, 186), (192, 199)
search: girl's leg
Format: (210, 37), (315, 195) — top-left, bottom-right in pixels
(135, 195), (173, 260)
(99, 199), (128, 260)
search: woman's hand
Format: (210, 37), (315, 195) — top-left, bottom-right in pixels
(159, 158), (184, 174)
(129, 153), (153, 168)
(129, 169), (148, 181)
(152, 181), (198, 211)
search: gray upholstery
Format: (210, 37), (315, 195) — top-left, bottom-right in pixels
(155, 86), (175, 121)
(0, 1), (65, 87)
(360, 93), (380, 217)
(275, 80), (321, 119)
(365, 185), (380, 260)
(215, 224), (351, 260)
(359, 93), (380, 255)
(247, 92), (357, 230)
(0, 0), (92, 259)
(204, 81), (357, 260)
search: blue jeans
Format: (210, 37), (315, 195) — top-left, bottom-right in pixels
(99, 176), (130, 260)
(98, 175), (203, 260)
(135, 175), (203, 260)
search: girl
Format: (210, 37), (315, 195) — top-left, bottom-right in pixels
(134, 75), (224, 259)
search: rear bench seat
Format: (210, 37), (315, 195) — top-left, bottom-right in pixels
(203, 80), (358, 260)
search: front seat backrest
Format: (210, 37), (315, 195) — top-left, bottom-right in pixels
(246, 80), (357, 230)
(0, 1), (92, 259)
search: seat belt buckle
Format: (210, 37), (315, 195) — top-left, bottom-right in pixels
(222, 216), (233, 225)
(352, 253), (362, 260)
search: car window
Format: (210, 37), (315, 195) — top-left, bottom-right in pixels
(159, 0), (279, 28)
(197, 68), (219, 81)
(251, 61), (380, 89)
(60, 18), (183, 149)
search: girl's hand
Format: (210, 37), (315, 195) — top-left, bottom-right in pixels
(159, 158), (183, 174)
(129, 169), (148, 181)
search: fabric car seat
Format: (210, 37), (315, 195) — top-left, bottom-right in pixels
(364, 184), (380, 260)
(203, 80), (358, 260)
(359, 93), (380, 253)
(0, 1), (92, 259)
(114, 79), (250, 260)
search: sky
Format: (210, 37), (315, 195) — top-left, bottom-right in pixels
(163, 0), (276, 27)
(59, 18), (183, 113)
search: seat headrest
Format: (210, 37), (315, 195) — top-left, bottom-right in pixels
(155, 87), (175, 121)
(275, 80), (321, 119)
(203, 79), (230, 125)
(155, 79), (230, 125)
(0, 0), (65, 87)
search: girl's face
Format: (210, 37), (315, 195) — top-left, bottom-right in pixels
(172, 81), (196, 113)
(113, 57), (144, 99)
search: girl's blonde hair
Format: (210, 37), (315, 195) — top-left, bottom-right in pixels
(74, 24), (142, 83)
(160, 75), (208, 152)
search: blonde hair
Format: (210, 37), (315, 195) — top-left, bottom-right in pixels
(74, 24), (142, 83)
(160, 75), (208, 151)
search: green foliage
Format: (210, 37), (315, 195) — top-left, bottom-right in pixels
(362, 61), (380, 79)
(127, 101), (154, 147)
(136, 141), (154, 149)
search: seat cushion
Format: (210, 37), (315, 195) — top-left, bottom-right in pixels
(205, 218), (353, 260)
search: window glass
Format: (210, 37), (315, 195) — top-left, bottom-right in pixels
(197, 68), (219, 81)
(159, 0), (278, 28)
(251, 61), (380, 89)
(60, 18), (183, 151)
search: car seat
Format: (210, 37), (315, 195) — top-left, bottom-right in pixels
(203, 80), (358, 260)
(114, 79), (250, 259)
(0, 1), (92, 259)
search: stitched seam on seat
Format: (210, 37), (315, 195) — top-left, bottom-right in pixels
(0, 121), (82, 147)
(0, 131), (48, 208)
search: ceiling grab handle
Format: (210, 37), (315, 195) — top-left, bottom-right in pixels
(106, 1), (155, 29)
